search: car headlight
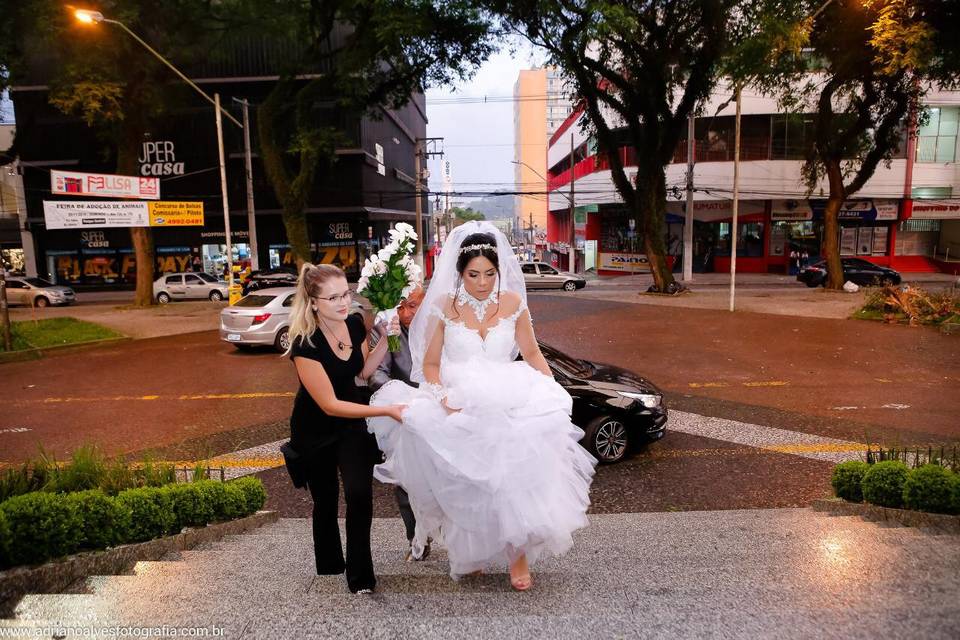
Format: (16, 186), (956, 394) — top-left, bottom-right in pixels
(617, 391), (661, 409)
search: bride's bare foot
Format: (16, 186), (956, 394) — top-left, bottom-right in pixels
(509, 555), (532, 591)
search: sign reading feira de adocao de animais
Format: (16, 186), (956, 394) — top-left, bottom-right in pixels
(43, 200), (204, 230)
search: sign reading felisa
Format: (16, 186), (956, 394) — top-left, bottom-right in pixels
(43, 200), (203, 229)
(50, 170), (160, 200)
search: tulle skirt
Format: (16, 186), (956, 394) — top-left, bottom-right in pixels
(367, 358), (597, 577)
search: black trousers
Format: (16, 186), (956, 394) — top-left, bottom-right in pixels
(395, 485), (417, 542)
(305, 427), (377, 592)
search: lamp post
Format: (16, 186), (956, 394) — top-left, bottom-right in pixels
(74, 9), (254, 299)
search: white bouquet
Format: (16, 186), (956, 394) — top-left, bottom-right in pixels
(357, 222), (422, 352)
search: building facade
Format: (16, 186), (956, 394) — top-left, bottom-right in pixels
(6, 36), (427, 289)
(513, 67), (573, 253)
(545, 85), (960, 276)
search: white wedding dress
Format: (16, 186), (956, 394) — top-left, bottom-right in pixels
(367, 297), (597, 577)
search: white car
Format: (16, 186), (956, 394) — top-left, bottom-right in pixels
(153, 272), (228, 304)
(3, 276), (76, 307)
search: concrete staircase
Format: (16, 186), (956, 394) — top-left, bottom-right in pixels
(3, 509), (958, 639)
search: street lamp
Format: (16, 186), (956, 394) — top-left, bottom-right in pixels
(512, 158), (577, 271)
(73, 8), (258, 297)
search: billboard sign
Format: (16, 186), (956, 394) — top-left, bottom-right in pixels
(51, 170), (160, 200)
(43, 201), (204, 229)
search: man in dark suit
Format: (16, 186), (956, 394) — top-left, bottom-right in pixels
(369, 286), (429, 561)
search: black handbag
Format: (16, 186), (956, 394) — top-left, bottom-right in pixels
(280, 441), (308, 489)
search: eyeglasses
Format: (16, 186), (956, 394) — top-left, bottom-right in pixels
(317, 291), (352, 304)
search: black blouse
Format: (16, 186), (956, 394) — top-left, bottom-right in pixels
(289, 314), (366, 454)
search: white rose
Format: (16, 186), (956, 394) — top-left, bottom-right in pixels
(360, 260), (376, 278)
(388, 228), (404, 242)
(357, 276), (369, 292)
(373, 261), (387, 275)
(401, 284), (414, 298)
(377, 247), (392, 261)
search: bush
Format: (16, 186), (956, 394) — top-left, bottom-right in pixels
(831, 461), (869, 502)
(901, 465), (955, 514)
(116, 487), (175, 542)
(231, 477), (267, 515)
(140, 458), (176, 488)
(0, 492), (82, 566)
(196, 481), (245, 522)
(861, 460), (910, 508)
(53, 445), (107, 493)
(100, 458), (137, 496)
(65, 490), (133, 550)
(951, 474), (960, 515)
(163, 483), (213, 530)
(0, 509), (10, 569)
(0, 464), (35, 504)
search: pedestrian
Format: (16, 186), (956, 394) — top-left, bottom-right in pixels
(285, 263), (405, 594)
(789, 248), (799, 275)
(368, 286), (428, 561)
(800, 249), (810, 269)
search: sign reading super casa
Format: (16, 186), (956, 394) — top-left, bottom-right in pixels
(43, 200), (204, 229)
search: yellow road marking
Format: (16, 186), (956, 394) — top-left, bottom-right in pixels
(26, 392), (296, 406)
(688, 382), (730, 388)
(875, 378), (893, 383)
(743, 381), (789, 388)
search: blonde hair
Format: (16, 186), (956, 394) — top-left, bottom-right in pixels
(285, 262), (346, 356)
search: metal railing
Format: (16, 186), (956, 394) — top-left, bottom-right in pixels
(865, 445), (959, 473)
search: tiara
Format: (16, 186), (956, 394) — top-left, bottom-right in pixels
(458, 243), (495, 254)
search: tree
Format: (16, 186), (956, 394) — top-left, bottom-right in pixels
(754, 0), (960, 289)
(0, 0), (253, 305)
(256, 0), (495, 269)
(496, 1), (751, 292)
(451, 206), (485, 222)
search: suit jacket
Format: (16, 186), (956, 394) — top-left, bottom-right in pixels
(369, 328), (417, 391)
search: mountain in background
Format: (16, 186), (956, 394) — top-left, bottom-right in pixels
(463, 191), (514, 220)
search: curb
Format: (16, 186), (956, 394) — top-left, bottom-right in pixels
(812, 498), (960, 535)
(0, 510), (279, 618)
(0, 336), (132, 364)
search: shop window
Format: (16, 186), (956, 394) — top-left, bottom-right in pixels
(917, 107), (958, 163)
(715, 221), (765, 257)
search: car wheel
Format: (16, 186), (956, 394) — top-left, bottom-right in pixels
(582, 416), (630, 464)
(274, 327), (291, 353)
(34, 296), (49, 308)
(563, 280), (577, 292)
(209, 290), (224, 302)
(157, 292), (171, 304)
(804, 280), (819, 288)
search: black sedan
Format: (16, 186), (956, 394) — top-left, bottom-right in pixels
(797, 258), (902, 288)
(241, 267), (298, 295)
(538, 340), (667, 464)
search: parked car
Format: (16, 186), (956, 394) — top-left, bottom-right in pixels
(240, 267), (297, 296)
(220, 286), (365, 352)
(797, 258), (901, 288)
(520, 262), (586, 291)
(153, 272), (229, 303)
(537, 341), (667, 463)
(3, 276), (76, 307)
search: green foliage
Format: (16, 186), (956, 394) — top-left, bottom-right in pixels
(902, 465), (956, 514)
(859, 284), (960, 326)
(140, 457), (176, 488)
(0, 464), (36, 503)
(951, 474), (960, 515)
(196, 481), (245, 522)
(831, 460), (869, 502)
(52, 444), (107, 493)
(190, 460), (210, 483)
(163, 483), (213, 530)
(861, 460), (910, 508)
(100, 458), (136, 496)
(0, 492), (82, 566)
(451, 207), (484, 222)
(231, 477), (267, 514)
(0, 509), (11, 569)
(116, 487), (175, 542)
(11, 318), (121, 351)
(65, 490), (133, 550)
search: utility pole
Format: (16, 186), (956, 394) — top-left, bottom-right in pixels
(683, 110), (695, 282)
(729, 85), (742, 312)
(235, 98), (259, 271)
(414, 137), (444, 267)
(214, 93), (234, 296)
(569, 134), (576, 273)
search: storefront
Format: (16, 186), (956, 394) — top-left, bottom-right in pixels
(906, 199), (960, 274)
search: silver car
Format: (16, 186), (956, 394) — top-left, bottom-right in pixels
(153, 272), (228, 304)
(520, 262), (586, 291)
(3, 276), (76, 307)
(220, 286), (365, 352)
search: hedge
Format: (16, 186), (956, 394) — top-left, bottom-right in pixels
(861, 461), (910, 509)
(833, 459), (960, 516)
(831, 461), (869, 503)
(902, 465), (955, 515)
(0, 477), (266, 569)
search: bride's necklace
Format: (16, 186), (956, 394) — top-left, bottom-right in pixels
(319, 317), (352, 353)
(457, 289), (498, 323)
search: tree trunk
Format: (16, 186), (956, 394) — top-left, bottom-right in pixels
(116, 121), (155, 306)
(823, 160), (846, 290)
(636, 166), (676, 292)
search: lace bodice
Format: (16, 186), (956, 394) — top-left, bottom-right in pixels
(434, 301), (528, 365)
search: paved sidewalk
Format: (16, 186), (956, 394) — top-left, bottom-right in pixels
(6, 510), (959, 639)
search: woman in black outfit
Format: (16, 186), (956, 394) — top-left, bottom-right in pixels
(286, 263), (405, 594)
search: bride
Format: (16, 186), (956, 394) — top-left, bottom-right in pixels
(367, 221), (596, 591)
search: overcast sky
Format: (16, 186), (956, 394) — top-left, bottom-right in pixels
(425, 40), (545, 208)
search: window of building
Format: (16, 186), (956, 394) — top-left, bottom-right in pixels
(715, 221), (765, 257)
(771, 114), (816, 160)
(917, 107), (958, 162)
